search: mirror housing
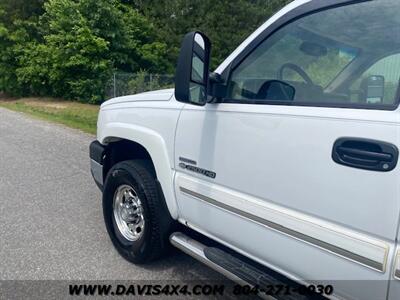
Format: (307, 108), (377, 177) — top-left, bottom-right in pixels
(362, 75), (385, 104)
(256, 80), (295, 101)
(175, 32), (211, 106)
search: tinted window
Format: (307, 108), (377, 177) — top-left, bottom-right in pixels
(226, 0), (400, 109)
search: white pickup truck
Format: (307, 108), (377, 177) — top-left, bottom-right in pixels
(90, 0), (400, 299)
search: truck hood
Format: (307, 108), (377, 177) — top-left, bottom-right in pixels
(101, 88), (174, 108)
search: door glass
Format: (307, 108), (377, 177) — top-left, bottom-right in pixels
(226, 0), (400, 108)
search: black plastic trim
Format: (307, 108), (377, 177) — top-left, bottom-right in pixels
(332, 137), (399, 172)
(89, 141), (105, 164)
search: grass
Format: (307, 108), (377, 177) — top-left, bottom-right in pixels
(0, 97), (99, 134)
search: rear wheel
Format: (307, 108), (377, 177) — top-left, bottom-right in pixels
(102, 160), (174, 264)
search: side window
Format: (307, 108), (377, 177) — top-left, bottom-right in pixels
(225, 0), (400, 109)
(350, 54), (400, 105)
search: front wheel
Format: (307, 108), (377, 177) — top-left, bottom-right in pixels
(102, 160), (174, 264)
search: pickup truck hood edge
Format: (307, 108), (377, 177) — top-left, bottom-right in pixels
(101, 88), (174, 108)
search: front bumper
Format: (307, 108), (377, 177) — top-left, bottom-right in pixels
(89, 141), (105, 190)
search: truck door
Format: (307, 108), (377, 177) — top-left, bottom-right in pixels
(174, 1), (400, 299)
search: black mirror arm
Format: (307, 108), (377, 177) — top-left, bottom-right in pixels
(208, 72), (227, 101)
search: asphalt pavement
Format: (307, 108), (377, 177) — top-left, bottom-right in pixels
(0, 107), (221, 284)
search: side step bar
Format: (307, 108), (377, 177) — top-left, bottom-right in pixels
(170, 232), (326, 300)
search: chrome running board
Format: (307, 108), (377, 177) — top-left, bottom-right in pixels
(170, 232), (323, 300)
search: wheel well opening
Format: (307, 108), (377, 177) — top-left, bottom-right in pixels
(103, 139), (156, 179)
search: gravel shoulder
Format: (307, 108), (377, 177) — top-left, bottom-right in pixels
(0, 107), (220, 281)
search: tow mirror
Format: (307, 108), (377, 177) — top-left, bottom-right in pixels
(175, 32), (211, 105)
(363, 75), (385, 104)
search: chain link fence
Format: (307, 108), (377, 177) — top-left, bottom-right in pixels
(106, 72), (175, 99)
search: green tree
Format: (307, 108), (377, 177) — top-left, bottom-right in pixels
(133, 0), (292, 68)
(0, 1), (43, 95)
(17, 0), (171, 103)
(0, 0), (44, 21)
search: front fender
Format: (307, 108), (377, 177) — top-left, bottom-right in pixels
(98, 122), (178, 219)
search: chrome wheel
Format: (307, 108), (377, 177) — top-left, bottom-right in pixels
(113, 185), (145, 241)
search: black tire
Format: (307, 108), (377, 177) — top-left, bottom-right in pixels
(103, 160), (174, 264)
